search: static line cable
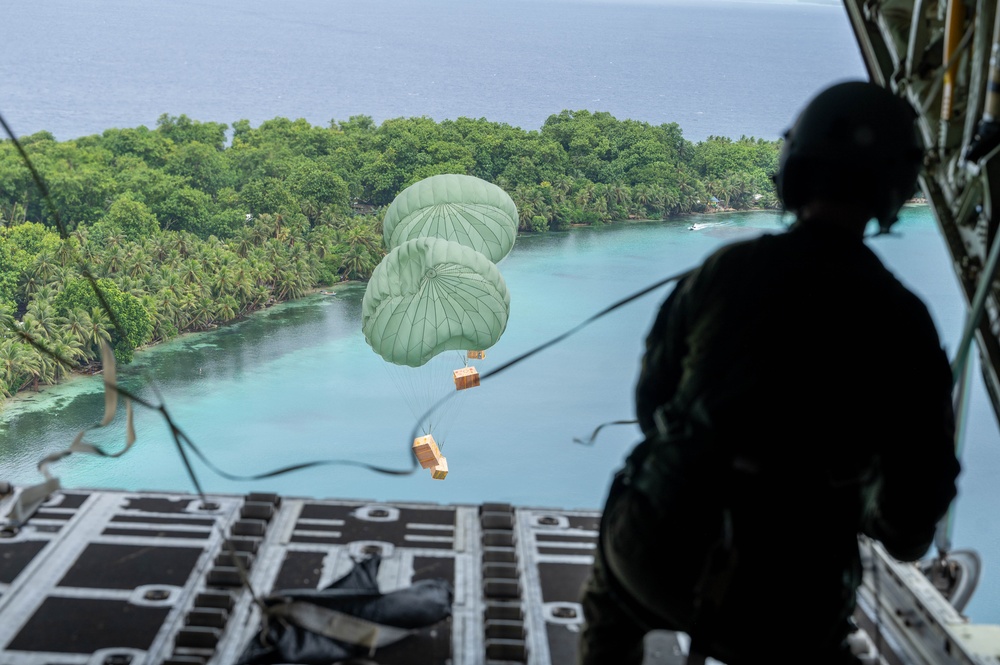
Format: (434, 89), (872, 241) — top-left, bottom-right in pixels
(3, 104), (678, 482)
(573, 420), (639, 446)
(483, 267), (693, 382)
(2, 110), (418, 487)
(409, 267), (694, 447)
(170, 266), (692, 483)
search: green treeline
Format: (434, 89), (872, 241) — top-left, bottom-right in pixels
(0, 110), (781, 403)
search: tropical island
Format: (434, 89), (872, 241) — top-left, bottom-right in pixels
(0, 111), (781, 404)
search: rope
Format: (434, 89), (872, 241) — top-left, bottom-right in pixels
(408, 268), (692, 449)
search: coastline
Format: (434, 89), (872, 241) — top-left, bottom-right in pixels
(1, 202), (932, 413)
(0, 281), (358, 417)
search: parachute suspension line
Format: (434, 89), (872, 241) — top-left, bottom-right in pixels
(408, 267), (695, 449)
(380, 351), (474, 449)
(431, 352), (473, 449)
(380, 362), (429, 433)
(388, 360), (438, 433)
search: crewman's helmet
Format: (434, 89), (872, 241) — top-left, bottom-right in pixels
(774, 80), (924, 231)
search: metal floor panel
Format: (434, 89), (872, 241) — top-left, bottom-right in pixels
(0, 488), (619, 665)
(2, 488), (994, 665)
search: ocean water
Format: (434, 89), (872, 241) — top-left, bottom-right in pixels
(0, 0), (864, 142)
(1, 206), (999, 622)
(2, 0), (998, 626)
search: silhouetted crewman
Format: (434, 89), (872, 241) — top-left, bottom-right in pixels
(578, 81), (961, 665)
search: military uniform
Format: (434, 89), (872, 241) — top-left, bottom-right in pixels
(579, 219), (961, 664)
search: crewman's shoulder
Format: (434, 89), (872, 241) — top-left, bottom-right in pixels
(701, 232), (785, 270)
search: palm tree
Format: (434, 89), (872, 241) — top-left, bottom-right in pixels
(0, 338), (37, 396)
(31, 285), (58, 305)
(233, 227), (256, 257)
(173, 294), (197, 331)
(141, 295), (175, 341)
(215, 296), (239, 322)
(24, 300), (63, 339)
(705, 179), (730, 209)
(305, 227), (336, 261)
(51, 265), (78, 288)
(86, 308), (113, 356)
(662, 188), (680, 217)
(104, 247), (126, 274)
(104, 231), (126, 250)
(54, 238), (78, 267)
(229, 265), (256, 306)
(172, 232), (194, 257)
(0, 305), (14, 336)
(48, 332), (84, 382)
(516, 196), (536, 229)
(63, 308), (95, 358)
(551, 177), (573, 204)
(125, 247), (152, 280)
(144, 235), (170, 262)
(610, 185), (632, 219)
(726, 174), (752, 210)
(344, 220), (382, 256)
(633, 184), (652, 217)
(22, 271), (45, 300)
(760, 190), (781, 210)
(151, 291), (183, 336)
(180, 259), (202, 286)
(71, 226), (89, 247)
(650, 187), (669, 220)
(190, 296), (216, 330)
(318, 207), (351, 231)
(206, 266), (226, 299)
(300, 199), (321, 224)
(246, 285), (271, 312)
(340, 245), (377, 281)
(15, 322), (55, 391)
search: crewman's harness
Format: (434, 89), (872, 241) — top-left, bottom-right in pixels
(598, 407), (741, 665)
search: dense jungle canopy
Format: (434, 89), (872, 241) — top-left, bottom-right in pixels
(0, 110), (781, 402)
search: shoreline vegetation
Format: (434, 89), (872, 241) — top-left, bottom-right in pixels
(0, 110), (786, 406)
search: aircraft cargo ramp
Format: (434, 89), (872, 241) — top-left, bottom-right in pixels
(0, 486), (997, 665)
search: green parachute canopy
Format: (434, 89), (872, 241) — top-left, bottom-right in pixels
(362, 237), (511, 368)
(382, 174), (518, 263)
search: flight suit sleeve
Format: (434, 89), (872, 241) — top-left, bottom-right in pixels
(635, 273), (694, 437)
(865, 301), (960, 562)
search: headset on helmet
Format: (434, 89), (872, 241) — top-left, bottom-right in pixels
(774, 80), (924, 231)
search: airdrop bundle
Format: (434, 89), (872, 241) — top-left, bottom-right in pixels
(361, 174), (518, 480)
